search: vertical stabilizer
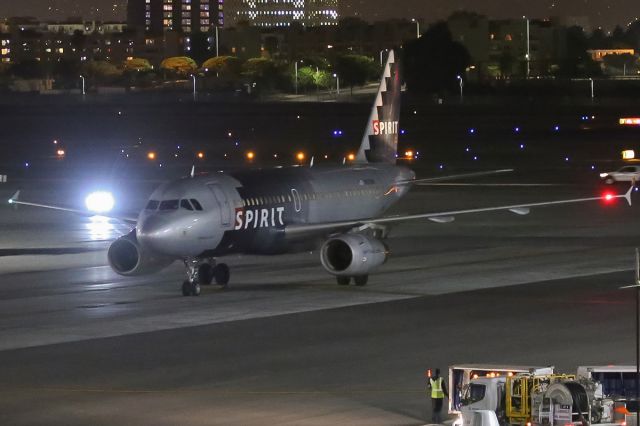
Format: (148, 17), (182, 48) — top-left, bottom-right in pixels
(355, 50), (401, 164)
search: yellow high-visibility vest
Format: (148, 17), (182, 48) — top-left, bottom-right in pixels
(430, 377), (444, 398)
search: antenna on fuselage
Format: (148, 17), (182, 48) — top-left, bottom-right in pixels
(190, 165), (195, 178)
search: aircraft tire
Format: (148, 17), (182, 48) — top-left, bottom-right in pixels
(214, 263), (230, 286)
(198, 263), (214, 285)
(336, 276), (351, 286)
(354, 275), (368, 286)
(182, 280), (192, 296)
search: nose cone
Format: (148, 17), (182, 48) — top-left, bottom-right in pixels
(137, 214), (174, 253)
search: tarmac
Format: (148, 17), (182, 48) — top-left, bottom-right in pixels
(0, 179), (638, 425)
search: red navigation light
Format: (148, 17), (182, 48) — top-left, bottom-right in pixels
(603, 192), (616, 204)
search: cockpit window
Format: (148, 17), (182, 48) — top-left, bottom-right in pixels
(146, 200), (160, 210)
(190, 199), (203, 211)
(180, 199), (194, 211)
(159, 199), (179, 211)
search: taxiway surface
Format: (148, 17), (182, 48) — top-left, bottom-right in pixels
(0, 181), (638, 425)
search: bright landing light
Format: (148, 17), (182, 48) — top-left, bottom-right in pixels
(85, 191), (115, 213)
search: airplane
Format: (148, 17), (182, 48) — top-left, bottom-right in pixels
(7, 50), (634, 296)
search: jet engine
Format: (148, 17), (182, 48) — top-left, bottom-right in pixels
(320, 234), (388, 276)
(107, 230), (173, 276)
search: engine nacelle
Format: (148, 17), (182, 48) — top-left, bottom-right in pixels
(320, 234), (388, 276)
(107, 231), (173, 276)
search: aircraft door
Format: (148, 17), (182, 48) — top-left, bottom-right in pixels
(291, 188), (302, 212)
(207, 184), (231, 226)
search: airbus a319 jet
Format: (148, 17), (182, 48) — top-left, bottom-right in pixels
(8, 51), (633, 296)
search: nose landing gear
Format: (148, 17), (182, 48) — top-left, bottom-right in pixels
(182, 259), (231, 296)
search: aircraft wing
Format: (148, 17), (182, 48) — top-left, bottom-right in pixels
(285, 184), (634, 236)
(396, 169), (514, 185)
(7, 191), (138, 225)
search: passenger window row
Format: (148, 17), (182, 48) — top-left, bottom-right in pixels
(240, 188), (380, 207)
(145, 199), (203, 211)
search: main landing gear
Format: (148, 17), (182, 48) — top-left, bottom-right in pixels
(182, 259), (231, 296)
(336, 275), (369, 287)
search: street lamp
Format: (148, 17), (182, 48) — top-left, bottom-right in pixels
(215, 26), (219, 57)
(333, 73), (340, 96)
(411, 18), (421, 38)
(523, 16), (530, 79)
(79, 75), (85, 95)
(294, 60), (303, 95)
(457, 75), (464, 102)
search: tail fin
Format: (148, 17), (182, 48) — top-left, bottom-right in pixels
(355, 50), (401, 164)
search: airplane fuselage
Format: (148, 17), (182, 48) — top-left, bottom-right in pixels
(137, 163), (415, 259)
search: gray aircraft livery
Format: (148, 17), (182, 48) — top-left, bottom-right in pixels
(8, 50), (633, 296)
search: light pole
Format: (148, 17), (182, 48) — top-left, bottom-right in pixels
(589, 78), (594, 100)
(333, 73), (340, 96)
(294, 60), (303, 95)
(79, 75), (85, 95)
(457, 75), (464, 102)
(215, 26), (219, 57)
(524, 16), (530, 79)
(191, 74), (197, 100)
(411, 18), (420, 38)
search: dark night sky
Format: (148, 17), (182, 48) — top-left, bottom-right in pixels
(0, 0), (638, 30)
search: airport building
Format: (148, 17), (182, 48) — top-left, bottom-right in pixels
(127, 0), (225, 35)
(225, 0), (339, 28)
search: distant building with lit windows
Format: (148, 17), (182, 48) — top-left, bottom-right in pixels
(226, 0), (339, 28)
(127, 0), (224, 35)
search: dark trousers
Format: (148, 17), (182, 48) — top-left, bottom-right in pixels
(431, 397), (444, 423)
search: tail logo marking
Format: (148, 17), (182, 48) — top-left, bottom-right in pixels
(373, 120), (399, 136)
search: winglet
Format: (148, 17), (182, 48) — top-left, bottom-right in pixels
(190, 165), (195, 178)
(310, 156), (314, 168)
(624, 181), (634, 206)
(8, 190), (19, 204)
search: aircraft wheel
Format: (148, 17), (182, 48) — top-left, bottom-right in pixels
(198, 263), (214, 285)
(191, 281), (201, 296)
(605, 177), (615, 184)
(214, 263), (230, 286)
(182, 280), (192, 296)
(354, 275), (369, 286)
(182, 280), (201, 296)
(336, 276), (351, 286)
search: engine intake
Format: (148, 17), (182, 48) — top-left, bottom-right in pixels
(108, 231), (173, 276)
(320, 234), (388, 276)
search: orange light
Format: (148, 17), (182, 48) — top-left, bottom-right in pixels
(620, 117), (640, 126)
(56, 149), (65, 156)
(472, 374), (479, 379)
(508, 372), (514, 377)
(347, 153), (355, 161)
(405, 150), (414, 158)
(426, 369), (432, 378)
(296, 152), (305, 161)
(246, 151), (255, 160)
(147, 151), (156, 160)
(197, 152), (204, 159)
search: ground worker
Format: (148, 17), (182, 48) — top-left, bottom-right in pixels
(427, 368), (449, 424)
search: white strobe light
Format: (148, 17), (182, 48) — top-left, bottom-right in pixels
(85, 191), (115, 214)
